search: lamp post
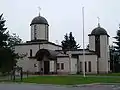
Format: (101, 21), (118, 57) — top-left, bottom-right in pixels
(82, 7), (85, 77)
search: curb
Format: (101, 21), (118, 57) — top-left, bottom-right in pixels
(0, 82), (120, 87)
(72, 83), (101, 87)
(0, 82), (101, 87)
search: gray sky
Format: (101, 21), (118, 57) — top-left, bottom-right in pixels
(0, 0), (120, 47)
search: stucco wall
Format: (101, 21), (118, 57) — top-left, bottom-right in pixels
(15, 44), (39, 72)
(70, 58), (77, 74)
(57, 57), (77, 74)
(15, 43), (61, 73)
(31, 24), (48, 41)
(17, 58), (37, 73)
(15, 44), (39, 57)
(79, 55), (97, 74)
(57, 57), (70, 74)
(99, 35), (109, 73)
(50, 61), (55, 72)
(89, 36), (95, 51)
(47, 44), (62, 50)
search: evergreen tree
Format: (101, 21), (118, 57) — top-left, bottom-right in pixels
(113, 26), (120, 72)
(61, 32), (80, 51)
(0, 14), (8, 48)
(0, 14), (22, 74)
(86, 44), (89, 49)
(114, 29), (120, 53)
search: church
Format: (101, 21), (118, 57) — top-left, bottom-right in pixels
(15, 13), (110, 75)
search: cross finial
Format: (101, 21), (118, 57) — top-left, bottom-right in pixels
(97, 17), (100, 27)
(38, 7), (41, 16)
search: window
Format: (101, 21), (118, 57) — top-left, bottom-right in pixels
(46, 26), (48, 40)
(85, 61), (87, 72)
(34, 25), (37, 40)
(30, 49), (32, 57)
(57, 63), (60, 70)
(34, 64), (37, 67)
(80, 62), (82, 72)
(95, 36), (100, 57)
(88, 61), (91, 72)
(61, 63), (64, 70)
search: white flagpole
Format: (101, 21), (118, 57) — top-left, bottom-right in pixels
(82, 7), (86, 77)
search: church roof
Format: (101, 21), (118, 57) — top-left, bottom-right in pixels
(88, 24), (109, 36)
(68, 49), (96, 55)
(15, 40), (62, 47)
(91, 27), (107, 35)
(30, 16), (48, 26)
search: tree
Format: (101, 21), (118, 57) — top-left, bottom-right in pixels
(7, 33), (22, 50)
(86, 44), (89, 49)
(61, 32), (80, 51)
(0, 14), (8, 48)
(112, 26), (120, 72)
(0, 14), (22, 74)
(114, 29), (120, 53)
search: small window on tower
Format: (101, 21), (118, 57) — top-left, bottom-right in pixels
(34, 25), (37, 40)
(30, 49), (32, 57)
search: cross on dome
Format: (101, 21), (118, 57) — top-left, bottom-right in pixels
(97, 17), (100, 27)
(38, 7), (41, 16)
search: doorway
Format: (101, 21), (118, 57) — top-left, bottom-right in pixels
(44, 61), (50, 74)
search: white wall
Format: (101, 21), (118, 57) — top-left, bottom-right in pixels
(79, 55), (97, 74)
(99, 35), (109, 73)
(57, 57), (70, 74)
(50, 61), (55, 72)
(70, 58), (77, 74)
(57, 57), (77, 74)
(89, 36), (95, 51)
(15, 44), (39, 72)
(15, 43), (61, 73)
(17, 58), (38, 73)
(15, 44), (39, 57)
(31, 24), (49, 41)
(47, 44), (62, 50)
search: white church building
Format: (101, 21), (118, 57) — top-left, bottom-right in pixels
(15, 13), (110, 75)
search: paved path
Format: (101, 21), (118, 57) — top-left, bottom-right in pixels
(0, 83), (120, 90)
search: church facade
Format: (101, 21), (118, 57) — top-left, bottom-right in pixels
(15, 14), (110, 74)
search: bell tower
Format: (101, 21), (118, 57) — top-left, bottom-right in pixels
(30, 11), (49, 41)
(88, 23), (110, 73)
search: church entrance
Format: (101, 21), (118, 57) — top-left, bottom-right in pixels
(36, 49), (57, 75)
(44, 61), (50, 74)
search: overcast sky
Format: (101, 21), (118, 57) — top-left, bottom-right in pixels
(0, 0), (120, 47)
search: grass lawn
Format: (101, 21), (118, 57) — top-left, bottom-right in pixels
(18, 75), (120, 85)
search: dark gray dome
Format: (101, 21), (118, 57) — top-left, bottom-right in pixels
(91, 27), (107, 35)
(30, 16), (48, 26)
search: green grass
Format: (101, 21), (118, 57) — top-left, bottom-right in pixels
(19, 75), (120, 85)
(98, 73), (120, 76)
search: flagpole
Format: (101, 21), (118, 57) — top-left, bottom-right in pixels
(82, 7), (86, 77)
